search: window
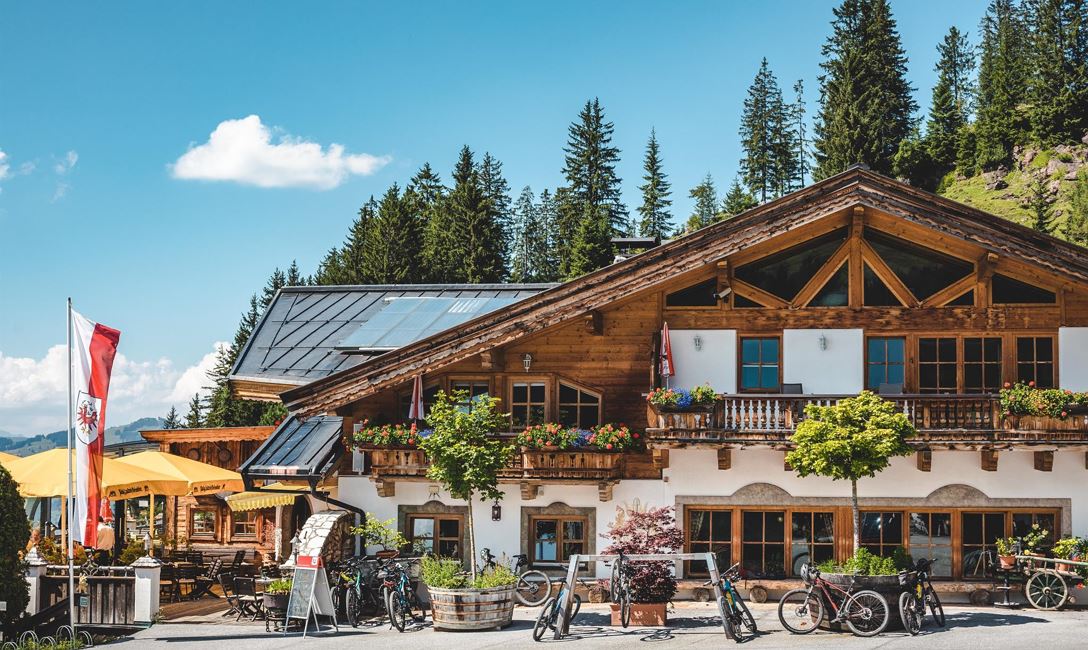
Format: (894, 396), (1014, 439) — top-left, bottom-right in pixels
(741, 510), (786, 577)
(948, 290), (974, 306)
(733, 294), (761, 308)
(511, 382), (547, 428)
(860, 512), (903, 557)
(531, 517), (586, 565)
(451, 380), (490, 411)
(734, 229), (848, 302)
(1017, 337), (1055, 388)
(865, 228), (973, 300)
(809, 264), (849, 307)
(740, 337), (780, 392)
(961, 512), (1005, 577)
(686, 509), (732, 577)
(791, 512), (835, 576)
(400, 383), (440, 419)
(866, 337), (905, 391)
(1013, 512), (1056, 542)
(908, 513), (952, 577)
(992, 274), (1056, 304)
(964, 337), (1002, 393)
(918, 338), (957, 394)
(864, 264), (902, 306)
(558, 383), (600, 429)
(189, 508), (217, 539)
(232, 510), (258, 538)
(409, 515), (463, 558)
(665, 278), (718, 307)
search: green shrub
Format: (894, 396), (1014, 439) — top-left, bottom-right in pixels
(265, 578), (293, 595)
(819, 548), (910, 576)
(0, 464), (30, 631)
(421, 555), (467, 589)
(472, 564), (518, 589)
(119, 537), (147, 565)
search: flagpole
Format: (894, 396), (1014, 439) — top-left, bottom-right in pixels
(66, 297), (76, 635)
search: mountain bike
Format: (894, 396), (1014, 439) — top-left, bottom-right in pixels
(898, 558), (945, 635)
(705, 561), (757, 642)
(778, 563), (890, 637)
(532, 580), (583, 641)
(330, 557), (385, 626)
(481, 548), (552, 606)
(608, 550), (634, 627)
(381, 559), (425, 632)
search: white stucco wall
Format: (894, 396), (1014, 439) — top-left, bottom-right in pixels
(1059, 327), (1088, 391)
(782, 328), (864, 394)
(669, 329), (736, 392)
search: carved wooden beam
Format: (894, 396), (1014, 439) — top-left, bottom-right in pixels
(848, 207), (865, 307)
(916, 450), (932, 472)
(652, 448), (670, 470)
(1033, 451), (1054, 472)
(598, 481), (615, 502)
(520, 481), (540, 500)
(976, 252), (997, 307)
(860, 239), (920, 307)
(584, 310), (603, 336)
(792, 240), (850, 308)
(731, 279), (789, 309)
(374, 478), (396, 498)
(717, 448), (732, 471)
(981, 449), (999, 472)
(479, 349), (505, 371)
(920, 274), (975, 308)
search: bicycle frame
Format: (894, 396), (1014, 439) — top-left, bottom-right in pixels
(807, 575), (857, 621)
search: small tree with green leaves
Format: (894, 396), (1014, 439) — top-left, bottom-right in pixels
(421, 390), (514, 580)
(785, 391), (914, 550)
(0, 465), (30, 632)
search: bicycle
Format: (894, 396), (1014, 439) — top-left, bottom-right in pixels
(778, 563), (890, 637)
(382, 559), (425, 632)
(330, 557), (385, 627)
(532, 580), (584, 641)
(705, 561), (757, 642)
(481, 548), (552, 607)
(897, 558), (945, 635)
(608, 550), (634, 628)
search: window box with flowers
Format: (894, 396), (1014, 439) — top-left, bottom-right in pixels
(512, 424), (638, 480)
(999, 382), (1088, 432)
(353, 422), (433, 478)
(646, 385), (717, 429)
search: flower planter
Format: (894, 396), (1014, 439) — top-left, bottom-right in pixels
(1005, 415), (1088, 432)
(360, 445), (429, 477)
(427, 585), (516, 631)
(610, 602), (667, 626)
(999, 555), (1018, 570)
(646, 404), (715, 429)
(821, 573), (904, 631)
(518, 448), (622, 479)
(262, 592), (290, 612)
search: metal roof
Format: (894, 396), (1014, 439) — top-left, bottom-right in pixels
(229, 284), (555, 386)
(239, 415), (343, 483)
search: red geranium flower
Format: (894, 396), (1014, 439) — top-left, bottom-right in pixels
(1029, 381), (1036, 387)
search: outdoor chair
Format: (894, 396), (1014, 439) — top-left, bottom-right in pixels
(233, 576), (264, 621)
(229, 549), (246, 573)
(878, 382), (904, 395)
(159, 563), (180, 603)
(176, 563), (200, 600)
(190, 558), (222, 599)
(217, 572), (241, 617)
(781, 383), (803, 394)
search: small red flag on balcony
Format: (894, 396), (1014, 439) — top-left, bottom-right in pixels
(408, 374), (425, 421)
(660, 321), (675, 382)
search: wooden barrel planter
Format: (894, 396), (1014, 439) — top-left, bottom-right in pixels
(822, 573), (905, 631)
(427, 585), (516, 631)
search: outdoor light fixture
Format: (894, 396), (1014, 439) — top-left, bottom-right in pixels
(289, 532), (301, 563)
(428, 483), (441, 500)
(491, 500), (502, 521)
(143, 531), (152, 557)
(693, 335), (703, 351)
(818, 335), (828, 351)
(522, 353), (533, 372)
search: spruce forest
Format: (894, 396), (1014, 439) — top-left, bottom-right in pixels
(178, 0), (1088, 430)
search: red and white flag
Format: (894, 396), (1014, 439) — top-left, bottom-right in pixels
(659, 322), (675, 380)
(408, 374), (425, 421)
(71, 310), (120, 547)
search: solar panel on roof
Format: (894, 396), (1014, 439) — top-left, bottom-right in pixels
(334, 296), (519, 351)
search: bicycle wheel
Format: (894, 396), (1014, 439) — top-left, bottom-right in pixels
(331, 584), (343, 622)
(926, 588), (945, 627)
(570, 594), (582, 622)
(387, 591), (407, 632)
(346, 587), (362, 628)
(517, 570), (552, 606)
(899, 591), (921, 636)
(717, 596), (736, 640)
(533, 598), (556, 642)
(735, 595), (757, 635)
(610, 562), (621, 602)
(620, 590), (631, 628)
(778, 589), (823, 634)
(408, 587), (427, 621)
(844, 590), (889, 637)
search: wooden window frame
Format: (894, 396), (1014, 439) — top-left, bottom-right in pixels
(963, 336), (1004, 394)
(529, 515), (588, 567)
(1015, 335), (1057, 388)
(865, 336), (907, 391)
(229, 509), (260, 541)
(509, 378), (551, 430)
(188, 506), (218, 541)
(407, 514), (465, 559)
(741, 509), (788, 578)
(664, 276), (722, 311)
(737, 335), (782, 393)
(556, 381), (602, 429)
(917, 337), (959, 394)
(858, 511), (905, 557)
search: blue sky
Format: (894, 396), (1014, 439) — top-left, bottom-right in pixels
(0, 0), (988, 435)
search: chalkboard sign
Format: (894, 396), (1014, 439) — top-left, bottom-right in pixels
(286, 567), (317, 621)
(284, 557), (338, 636)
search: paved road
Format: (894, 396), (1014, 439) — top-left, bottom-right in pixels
(118, 602), (1088, 649)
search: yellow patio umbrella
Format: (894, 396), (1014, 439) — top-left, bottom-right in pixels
(4, 448), (187, 499)
(113, 451), (244, 496)
(0, 451), (18, 464)
(225, 482), (307, 512)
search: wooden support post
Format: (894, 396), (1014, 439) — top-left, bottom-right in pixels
(520, 482), (540, 500)
(652, 448), (670, 470)
(597, 482), (615, 502)
(981, 450), (999, 472)
(1033, 451), (1054, 472)
(916, 450), (932, 472)
(717, 448), (732, 471)
(374, 478), (396, 497)
(848, 206), (865, 307)
(583, 310), (603, 335)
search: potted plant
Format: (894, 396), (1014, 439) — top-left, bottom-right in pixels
(602, 506), (683, 626)
(786, 391), (914, 552)
(417, 390), (517, 631)
(262, 578), (293, 612)
(1020, 523), (1050, 557)
(816, 548), (911, 601)
(1052, 537), (1088, 575)
(646, 386), (716, 429)
(355, 421), (433, 477)
(995, 537), (1018, 570)
(351, 513), (410, 556)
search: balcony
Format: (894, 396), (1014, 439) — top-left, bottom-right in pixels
(645, 394), (1088, 450)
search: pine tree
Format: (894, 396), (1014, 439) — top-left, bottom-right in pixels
(740, 59), (795, 201)
(537, 189), (561, 282)
(261, 267), (286, 311)
(975, 0), (1031, 169)
(1028, 174), (1056, 233)
(813, 0), (917, 178)
(791, 79), (810, 188)
(1028, 0), (1088, 145)
(313, 197), (378, 285)
(567, 203), (614, 277)
(1064, 170), (1088, 245)
(479, 153), (512, 274)
(955, 124), (979, 177)
(510, 186), (537, 282)
(286, 260), (303, 286)
(682, 174), (719, 233)
(558, 99), (626, 277)
(721, 179), (758, 218)
(205, 295), (261, 428)
(163, 406), (181, 430)
(636, 129), (672, 239)
(184, 393), (204, 428)
(360, 184), (424, 283)
(444, 146), (507, 283)
(926, 27), (976, 174)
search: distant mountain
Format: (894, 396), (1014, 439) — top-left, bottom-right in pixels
(0, 417), (164, 457)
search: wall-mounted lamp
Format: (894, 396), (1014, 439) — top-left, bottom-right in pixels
(522, 353), (533, 373)
(818, 335), (828, 351)
(693, 335), (703, 351)
(428, 483), (441, 500)
(491, 500), (502, 521)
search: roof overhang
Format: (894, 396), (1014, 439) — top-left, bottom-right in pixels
(140, 426), (275, 444)
(239, 415), (344, 489)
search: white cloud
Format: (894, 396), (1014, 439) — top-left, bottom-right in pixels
(54, 150), (78, 175)
(0, 149), (10, 181)
(171, 115), (391, 190)
(0, 341), (227, 437)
